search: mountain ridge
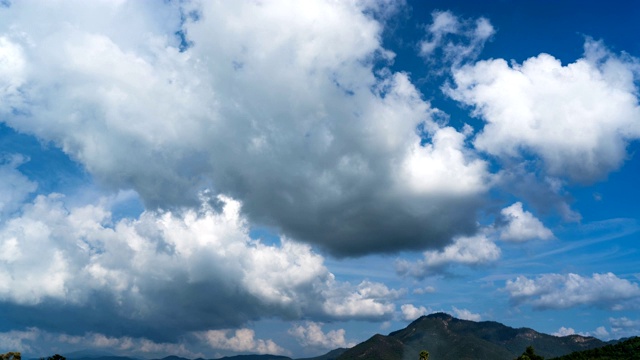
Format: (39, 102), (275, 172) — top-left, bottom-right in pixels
(338, 312), (606, 360)
(51, 313), (621, 360)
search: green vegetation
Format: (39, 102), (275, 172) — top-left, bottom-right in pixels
(1, 353), (21, 360)
(515, 346), (544, 360)
(550, 337), (640, 360)
(419, 350), (429, 360)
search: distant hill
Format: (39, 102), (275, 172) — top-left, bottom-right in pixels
(213, 356), (292, 360)
(53, 315), (630, 360)
(296, 348), (347, 360)
(549, 336), (640, 359)
(337, 312), (606, 360)
(60, 352), (345, 360)
(61, 352), (304, 360)
(65, 356), (141, 360)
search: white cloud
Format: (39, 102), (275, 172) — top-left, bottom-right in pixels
(413, 286), (436, 294)
(552, 326), (576, 337)
(61, 332), (202, 359)
(592, 326), (610, 339)
(2, 325), (377, 358)
(400, 126), (489, 197)
(552, 325), (611, 339)
(0, 0), (492, 257)
(0, 154), (37, 218)
(321, 280), (402, 320)
(400, 304), (430, 321)
(451, 306), (481, 321)
(419, 10), (495, 67)
(505, 273), (640, 310)
(0, 190), (398, 340)
(609, 316), (640, 328)
(500, 202), (553, 242)
(396, 234), (501, 278)
(447, 39), (640, 183)
(608, 317), (640, 339)
(288, 322), (354, 349)
(0, 328), (39, 353)
(0, 36), (26, 114)
(198, 328), (286, 355)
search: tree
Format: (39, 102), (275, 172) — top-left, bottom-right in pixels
(419, 350), (430, 360)
(47, 355), (65, 360)
(39, 355), (65, 360)
(1, 353), (21, 360)
(515, 346), (544, 360)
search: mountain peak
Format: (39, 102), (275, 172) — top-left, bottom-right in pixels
(425, 312), (454, 320)
(339, 314), (606, 360)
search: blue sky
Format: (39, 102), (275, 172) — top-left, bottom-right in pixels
(0, 0), (639, 358)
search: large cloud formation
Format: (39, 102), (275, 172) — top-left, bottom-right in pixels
(447, 39), (640, 183)
(1, 1), (640, 355)
(0, 0), (490, 257)
(0, 190), (400, 341)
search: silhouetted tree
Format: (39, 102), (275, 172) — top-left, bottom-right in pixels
(1, 352), (21, 360)
(39, 355), (65, 360)
(419, 350), (430, 360)
(515, 346), (544, 360)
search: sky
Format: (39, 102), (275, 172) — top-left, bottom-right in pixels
(0, 0), (639, 358)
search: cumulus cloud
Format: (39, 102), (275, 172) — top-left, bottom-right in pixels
(321, 280), (402, 320)
(400, 304), (431, 321)
(552, 326), (577, 337)
(499, 202), (553, 242)
(608, 317), (640, 339)
(592, 326), (610, 339)
(447, 39), (640, 183)
(505, 273), (640, 310)
(198, 328), (286, 355)
(552, 325), (611, 339)
(0, 0), (494, 257)
(419, 10), (495, 67)
(0, 190), (398, 341)
(396, 234), (501, 278)
(0, 326), (325, 358)
(288, 322), (354, 349)
(59, 332), (203, 359)
(0, 328), (39, 353)
(451, 306), (481, 321)
(0, 154), (37, 218)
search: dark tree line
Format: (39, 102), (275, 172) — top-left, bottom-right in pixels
(550, 336), (640, 360)
(1, 352), (65, 360)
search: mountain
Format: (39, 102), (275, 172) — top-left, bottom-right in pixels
(213, 356), (291, 360)
(62, 350), (123, 359)
(296, 348), (347, 360)
(48, 315), (623, 360)
(65, 356), (141, 360)
(549, 336), (640, 359)
(337, 312), (606, 360)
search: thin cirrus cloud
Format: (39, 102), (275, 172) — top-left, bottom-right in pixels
(419, 10), (495, 67)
